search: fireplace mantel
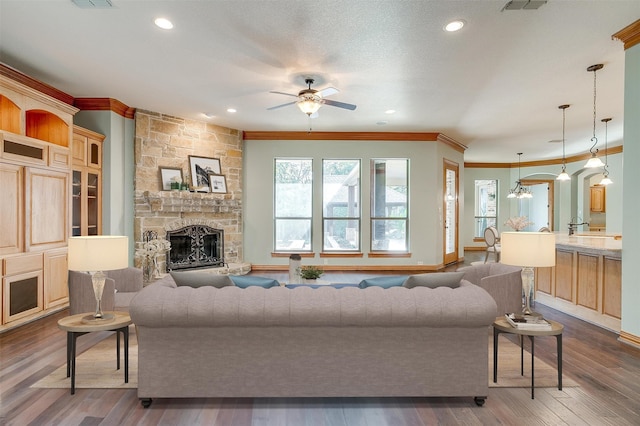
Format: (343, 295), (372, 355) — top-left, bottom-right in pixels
(140, 190), (241, 214)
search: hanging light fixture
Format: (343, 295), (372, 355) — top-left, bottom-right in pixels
(599, 117), (613, 185)
(556, 104), (571, 181)
(507, 153), (532, 199)
(584, 64), (605, 168)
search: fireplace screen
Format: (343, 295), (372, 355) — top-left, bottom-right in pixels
(166, 225), (225, 271)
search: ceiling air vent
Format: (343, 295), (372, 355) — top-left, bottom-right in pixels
(502, 1), (547, 11)
(71, 0), (114, 8)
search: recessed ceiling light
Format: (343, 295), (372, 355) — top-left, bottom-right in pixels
(376, 121), (388, 126)
(385, 109), (396, 114)
(444, 20), (465, 32)
(227, 108), (237, 113)
(154, 17), (173, 30)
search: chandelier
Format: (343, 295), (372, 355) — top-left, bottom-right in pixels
(507, 153), (532, 199)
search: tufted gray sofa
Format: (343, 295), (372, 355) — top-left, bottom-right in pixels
(129, 273), (498, 407)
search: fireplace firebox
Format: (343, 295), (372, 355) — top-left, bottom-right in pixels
(166, 225), (225, 271)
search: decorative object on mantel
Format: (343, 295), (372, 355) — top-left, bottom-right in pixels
(135, 231), (171, 283)
(505, 216), (534, 232)
(159, 167), (184, 191)
(188, 155), (221, 192)
(208, 173), (227, 193)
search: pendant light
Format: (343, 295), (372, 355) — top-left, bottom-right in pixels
(556, 104), (571, 181)
(599, 117), (613, 185)
(584, 64), (605, 168)
(507, 153), (532, 199)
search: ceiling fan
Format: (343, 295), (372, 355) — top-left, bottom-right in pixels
(268, 78), (357, 117)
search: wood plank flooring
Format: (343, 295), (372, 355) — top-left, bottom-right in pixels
(2, 256), (640, 425)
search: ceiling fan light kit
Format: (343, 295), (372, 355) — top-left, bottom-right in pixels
(269, 77), (356, 120)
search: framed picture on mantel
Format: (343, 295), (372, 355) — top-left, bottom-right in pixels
(208, 173), (227, 194)
(159, 167), (184, 191)
(189, 155), (221, 191)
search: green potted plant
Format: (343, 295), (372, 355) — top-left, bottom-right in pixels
(298, 265), (324, 281)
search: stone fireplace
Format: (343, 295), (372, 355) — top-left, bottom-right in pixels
(166, 224), (225, 271)
(134, 110), (247, 274)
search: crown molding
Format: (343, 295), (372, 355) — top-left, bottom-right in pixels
(0, 62), (74, 106)
(74, 98), (136, 119)
(613, 19), (640, 50)
(465, 145), (623, 168)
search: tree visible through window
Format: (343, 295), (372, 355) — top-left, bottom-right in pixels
(323, 159), (360, 251)
(475, 179), (497, 238)
(274, 159), (312, 251)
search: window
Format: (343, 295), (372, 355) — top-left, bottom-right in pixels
(474, 179), (497, 238)
(274, 159), (312, 251)
(371, 159), (408, 251)
(322, 159), (360, 251)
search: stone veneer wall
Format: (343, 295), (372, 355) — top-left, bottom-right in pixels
(134, 110), (243, 271)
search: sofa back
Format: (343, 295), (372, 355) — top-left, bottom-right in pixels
(130, 275), (497, 328)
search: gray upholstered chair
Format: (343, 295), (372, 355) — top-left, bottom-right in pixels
(458, 263), (523, 316)
(483, 226), (501, 263)
(68, 267), (143, 315)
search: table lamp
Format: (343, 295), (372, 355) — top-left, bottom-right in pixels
(500, 232), (556, 315)
(68, 236), (129, 322)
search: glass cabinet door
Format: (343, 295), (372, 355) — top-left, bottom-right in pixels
(72, 170), (82, 236)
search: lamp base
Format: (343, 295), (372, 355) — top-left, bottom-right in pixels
(81, 312), (115, 324)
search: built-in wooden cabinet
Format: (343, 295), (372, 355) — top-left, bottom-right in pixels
(72, 126), (103, 236)
(535, 245), (621, 332)
(590, 185), (606, 212)
(1, 73), (78, 331)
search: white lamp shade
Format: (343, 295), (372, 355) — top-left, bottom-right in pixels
(68, 236), (129, 272)
(500, 232), (556, 267)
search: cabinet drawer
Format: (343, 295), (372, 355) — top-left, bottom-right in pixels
(4, 252), (43, 275)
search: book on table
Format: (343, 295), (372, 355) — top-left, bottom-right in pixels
(504, 313), (552, 330)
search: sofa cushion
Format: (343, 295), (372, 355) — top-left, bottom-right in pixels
(358, 276), (407, 289)
(403, 272), (465, 289)
(170, 271), (235, 288)
(230, 275), (280, 288)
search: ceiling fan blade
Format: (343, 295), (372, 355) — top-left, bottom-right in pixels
(267, 101), (297, 110)
(323, 99), (357, 110)
(318, 87), (339, 97)
(269, 90), (299, 98)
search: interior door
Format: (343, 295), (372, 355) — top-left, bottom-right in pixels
(443, 160), (459, 265)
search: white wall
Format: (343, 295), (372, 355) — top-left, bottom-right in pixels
(243, 138), (464, 268)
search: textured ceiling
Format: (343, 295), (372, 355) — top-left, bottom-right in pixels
(0, 0), (638, 163)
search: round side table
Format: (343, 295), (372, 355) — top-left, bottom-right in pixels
(492, 316), (564, 399)
(57, 311), (132, 395)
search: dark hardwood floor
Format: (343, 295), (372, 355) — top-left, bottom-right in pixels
(2, 254), (640, 425)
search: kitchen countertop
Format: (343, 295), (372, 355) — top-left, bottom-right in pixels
(553, 232), (622, 257)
